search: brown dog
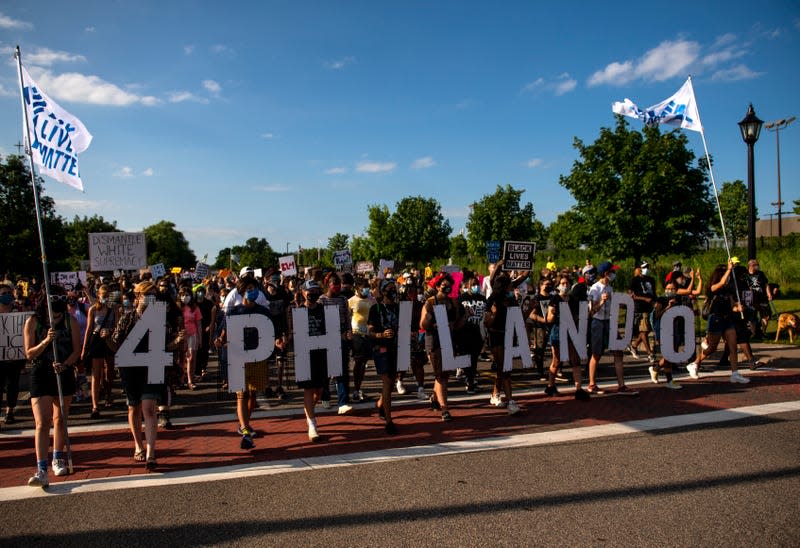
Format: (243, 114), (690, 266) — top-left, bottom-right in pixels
(774, 313), (798, 343)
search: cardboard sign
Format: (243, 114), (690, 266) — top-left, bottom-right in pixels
(50, 271), (87, 291)
(0, 312), (33, 361)
(195, 262), (210, 280)
(279, 255), (297, 277)
(502, 241), (536, 271)
(89, 232), (147, 271)
(333, 249), (352, 269)
(378, 259), (394, 279)
(356, 261), (374, 274)
(150, 263), (167, 280)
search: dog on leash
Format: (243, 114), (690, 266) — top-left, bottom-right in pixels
(774, 313), (798, 343)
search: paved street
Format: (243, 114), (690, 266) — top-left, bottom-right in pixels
(1, 343), (798, 546)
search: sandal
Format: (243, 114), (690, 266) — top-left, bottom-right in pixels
(145, 458), (157, 470)
(133, 450), (146, 462)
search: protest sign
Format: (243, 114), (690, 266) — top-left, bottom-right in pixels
(195, 262), (210, 280)
(356, 261), (374, 274)
(502, 241), (536, 270)
(333, 249), (352, 270)
(150, 263), (166, 280)
(50, 271), (87, 291)
(89, 232), (147, 271)
(378, 259), (394, 279)
(279, 256), (297, 277)
(0, 312), (33, 361)
(486, 240), (501, 263)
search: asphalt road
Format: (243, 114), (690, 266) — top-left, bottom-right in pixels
(1, 410), (798, 547)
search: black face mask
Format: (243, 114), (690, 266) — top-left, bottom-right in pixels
(306, 292), (320, 304)
(51, 300), (67, 314)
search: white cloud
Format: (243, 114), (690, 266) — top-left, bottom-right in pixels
(85, 26), (95, 33)
(211, 44), (233, 54)
(412, 156), (436, 169)
(31, 69), (159, 106)
(526, 158), (543, 168)
(113, 166), (134, 178)
(588, 40), (699, 86)
(711, 64), (762, 82)
(253, 184), (291, 192)
(168, 91), (208, 104)
(261, 132), (275, 140)
(356, 161), (396, 174)
(184, 45), (195, 55)
(0, 12), (32, 30)
(325, 56), (355, 70)
(55, 198), (113, 213)
(455, 98), (474, 110)
(142, 168), (154, 177)
(326, 167), (348, 175)
(203, 79), (221, 95)
(522, 73), (576, 96)
(25, 47), (87, 66)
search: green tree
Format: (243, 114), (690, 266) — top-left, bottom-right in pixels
(793, 198), (800, 215)
(358, 204), (391, 262)
(143, 221), (195, 268)
(712, 180), (750, 248)
(558, 117), (715, 259)
(64, 214), (119, 270)
(385, 196), (452, 263)
(0, 155), (68, 278)
(547, 210), (587, 251)
(466, 184), (547, 259)
(213, 247), (233, 270)
(449, 233), (469, 264)
(327, 233), (350, 252)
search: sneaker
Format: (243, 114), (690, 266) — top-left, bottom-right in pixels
(28, 469), (49, 488)
(3, 411), (15, 424)
(429, 394), (441, 411)
(338, 404), (354, 415)
(617, 385), (639, 396)
(507, 400), (521, 415)
(665, 380), (682, 390)
(455, 368), (464, 379)
(90, 409), (101, 420)
(574, 388), (591, 401)
(158, 411), (173, 429)
(465, 383), (476, 395)
(586, 384), (605, 395)
(264, 386), (275, 398)
(52, 458), (68, 477)
(416, 386), (427, 401)
(320, 399), (331, 409)
(240, 435), (255, 450)
(385, 421), (398, 435)
(647, 354), (656, 364)
(686, 362), (699, 379)
(308, 421), (320, 442)
(275, 386), (287, 400)
(489, 393), (504, 407)
(730, 371), (750, 384)
(395, 379), (407, 395)
(236, 426), (252, 436)
(441, 410), (452, 422)
(628, 346), (639, 359)
(649, 365), (660, 384)
(351, 390), (362, 402)
(750, 361), (765, 370)
(555, 371), (568, 381)
(544, 384), (559, 396)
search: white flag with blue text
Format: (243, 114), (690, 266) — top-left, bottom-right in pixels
(612, 77), (703, 133)
(21, 66), (93, 191)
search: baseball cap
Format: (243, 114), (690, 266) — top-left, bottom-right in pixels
(730, 256), (741, 265)
(302, 280), (320, 291)
(239, 266), (254, 277)
(639, 262), (649, 269)
(597, 261), (619, 275)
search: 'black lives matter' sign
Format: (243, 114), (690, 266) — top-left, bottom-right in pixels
(502, 241), (536, 270)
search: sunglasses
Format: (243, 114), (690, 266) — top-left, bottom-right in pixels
(49, 295), (68, 302)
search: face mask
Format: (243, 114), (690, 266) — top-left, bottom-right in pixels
(609, 273), (617, 282)
(306, 292), (320, 304)
(99, 297), (107, 305)
(123, 299), (131, 308)
(51, 300), (67, 314)
(360, 287), (370, 298)
(641, 268), (649, 276)
(440, 285), (451, 295)
(182, 295), (192, 304)
(559, 285), (568, 295)
(471, 285), (480, 294)
(245, 288), (259, 302)
(385, 290), (397, 301)
(196, 292), (205, 301)
(0, 294), (13, 305)
(664, 291), (676, 298)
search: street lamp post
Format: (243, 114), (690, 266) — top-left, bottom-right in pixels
(738, 103), (764, 261)
(764, 116), (796, 239)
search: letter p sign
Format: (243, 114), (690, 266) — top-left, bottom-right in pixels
(226, 313), (275, 393)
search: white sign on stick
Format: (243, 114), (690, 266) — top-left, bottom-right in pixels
(279, 255), (297, 277)
(89, 232), (147, 271)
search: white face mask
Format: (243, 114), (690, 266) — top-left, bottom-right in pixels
(641, 268), (649, 276)
(182, 295), (192, 304)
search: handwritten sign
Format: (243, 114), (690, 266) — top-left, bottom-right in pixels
(195, 262), (210, 280)
(89, 232), (147, 271)
(279, 255), (297, 277)
(0, 312), (33, 361)
(502, 241), (536, 271)
(150, 263), (166, 280)
(356, 261), (374, 274)
(333, 249), (352, 269)
(50, 271), (87, 291)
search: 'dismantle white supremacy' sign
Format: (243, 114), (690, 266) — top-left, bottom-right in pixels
(89, 232), (147, 271)
(114, 294), (695, 391)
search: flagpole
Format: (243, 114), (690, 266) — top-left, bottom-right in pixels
(14, 45), (74, 474)
(690, 76), (744, 317)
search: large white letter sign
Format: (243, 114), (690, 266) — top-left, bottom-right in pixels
(560, 301), (588, 362)
(396, 301), (412, 373)
(608, 292), (635, 352)
(293, 306), (343, 382)
(433, 304), (470, 372)
(226, 313), (276, 393)
(660, 306), (695, 363)
(115, 301), (171, 384)
(503, 306), (532, 372)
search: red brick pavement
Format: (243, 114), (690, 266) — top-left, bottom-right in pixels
(1, 369), (798, 489)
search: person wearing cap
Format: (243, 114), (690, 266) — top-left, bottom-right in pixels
(108, 280), (167, 470)
(628, 262), (656, 363)
(286, 280), (331, 441)
(587, 261), (638, 395)
(215, 275), (284, 450)
(368, 278), (401, 434)
(318, 271), (354, 415)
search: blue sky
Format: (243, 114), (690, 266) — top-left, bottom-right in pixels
(1, 1), (799, 263)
